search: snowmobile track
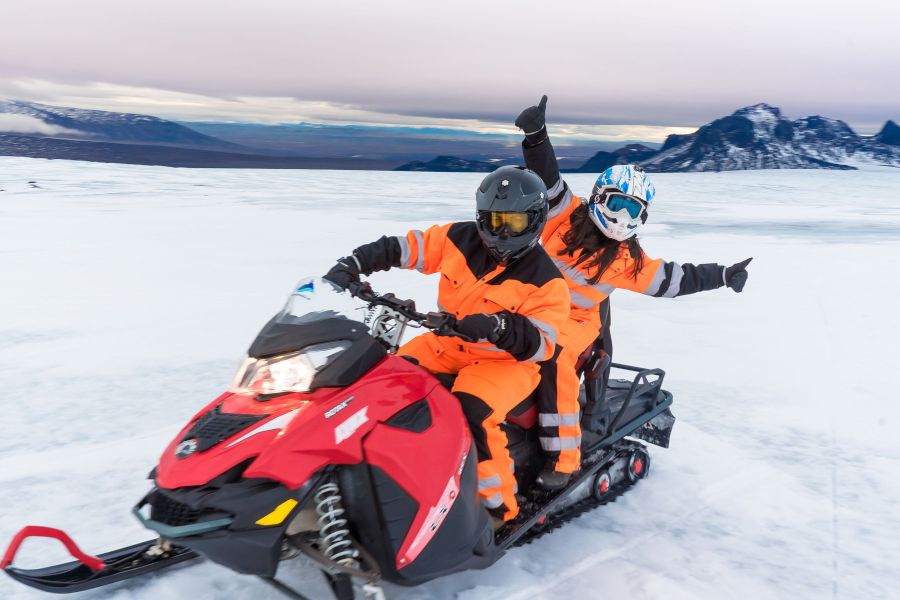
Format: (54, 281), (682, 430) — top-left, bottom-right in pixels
(505, 439), (646, 548)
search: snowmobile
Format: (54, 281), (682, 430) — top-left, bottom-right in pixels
(2, 278), (675, 599)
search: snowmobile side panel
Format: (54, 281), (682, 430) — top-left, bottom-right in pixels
(341, 444), (494, 586)
(361, 387), (486, 574)
(386, 445), (496, 584)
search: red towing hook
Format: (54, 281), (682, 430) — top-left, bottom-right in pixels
(2, 526), (107, 572)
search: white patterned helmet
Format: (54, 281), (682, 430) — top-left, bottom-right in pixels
(587, 165), (656, 241)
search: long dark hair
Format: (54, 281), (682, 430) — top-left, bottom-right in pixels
(559, 205), (644, 284)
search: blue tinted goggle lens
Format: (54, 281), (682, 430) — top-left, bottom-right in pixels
(604, 194), (644, 219)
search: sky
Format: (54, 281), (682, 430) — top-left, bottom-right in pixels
(1, 0), (898, 141)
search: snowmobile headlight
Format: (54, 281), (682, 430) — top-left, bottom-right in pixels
(230, 341), (351, 395)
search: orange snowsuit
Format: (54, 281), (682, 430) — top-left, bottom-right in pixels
(534, 175), (727, 473)
(535, 187), (666, 471)
(390, 222), (570, 520)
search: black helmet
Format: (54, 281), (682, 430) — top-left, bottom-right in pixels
(475, 166), (548, 265)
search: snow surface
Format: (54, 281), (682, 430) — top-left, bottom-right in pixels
(1, 157), (899, 600)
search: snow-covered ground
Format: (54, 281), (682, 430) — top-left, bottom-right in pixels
(1, 157), (898, 600)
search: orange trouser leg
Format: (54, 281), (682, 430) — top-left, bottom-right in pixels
(398, 333), (539, 521)
(397, 331), (469, 374)
(535, 316), (600, 473)
(453, 360), (539, 521)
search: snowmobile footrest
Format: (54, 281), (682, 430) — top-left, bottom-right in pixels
(3, 538), (199, 594)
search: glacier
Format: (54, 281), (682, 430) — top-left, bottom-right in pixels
(1, 157), (898, 599)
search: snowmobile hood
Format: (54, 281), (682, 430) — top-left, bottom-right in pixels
(155, 355), (439, 490)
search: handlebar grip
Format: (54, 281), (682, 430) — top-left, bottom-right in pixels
(348, 281), (374, 300)
(424, 312), (451, 329)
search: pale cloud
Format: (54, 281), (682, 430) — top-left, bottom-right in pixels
(0, 113), (82, 136)
(1, 0), (896, 134)
(0, 79), (695, 143)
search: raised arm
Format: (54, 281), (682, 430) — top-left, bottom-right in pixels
(515, 95), (579, 237)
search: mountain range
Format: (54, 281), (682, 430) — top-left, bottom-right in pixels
(0, 101), (395, 169)
(640, 104), (899, 172)
(401, 104), (899, 173)
(1, 100), (897, 173)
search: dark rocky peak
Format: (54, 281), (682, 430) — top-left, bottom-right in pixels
(564, 144), (658, 173)
(793, 115), (858, 143)
(660, 132), (692, 152)
(875, 120), (900, 146)
(694, 115), (757, 149)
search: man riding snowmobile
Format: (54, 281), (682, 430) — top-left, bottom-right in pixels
(515, 96), (752, 489)
(324, 166), (570, 522)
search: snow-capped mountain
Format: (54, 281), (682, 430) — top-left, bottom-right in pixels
(0, 100), (245, 151)
(642, 104), (900, 172)
(398, 106), (898, 174)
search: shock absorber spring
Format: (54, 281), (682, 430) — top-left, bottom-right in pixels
(314, 482), (359, 568)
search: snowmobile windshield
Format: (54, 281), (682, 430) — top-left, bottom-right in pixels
(275, 277), (369, 325)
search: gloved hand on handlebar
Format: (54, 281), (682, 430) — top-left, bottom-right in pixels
(323, 256), (361, 291)
(435, 313), (508, 344)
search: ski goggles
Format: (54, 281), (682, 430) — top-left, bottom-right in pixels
(590, 190), (647, 220)
(478, 211), (533, 236)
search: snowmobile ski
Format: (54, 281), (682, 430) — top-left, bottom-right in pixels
(2, 528), (198, 594)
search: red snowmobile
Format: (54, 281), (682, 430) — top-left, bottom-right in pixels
(2, 278), (675, 599)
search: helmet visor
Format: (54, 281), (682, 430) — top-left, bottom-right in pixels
(479, 211), (532, 236)
(601, 193), (646, 219)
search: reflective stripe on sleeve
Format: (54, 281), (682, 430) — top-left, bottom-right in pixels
(661, 263), (685, 297)
(570, 289), (595, 309)
(540, 436), (582, 451)
(411, 229), (425, 272)
(551, 257), (615, 298)
(527, 316), (558, 344)
(525, 333), (548, 362)
(482, 492), (504, 509)
(547, 177), (565, 200)
(396, 235), (411, 268)
(643, 263), (667, 296)
(539, 413), (580, 427)
(478, 474), (502, 491)
(547, 188), (573, 218)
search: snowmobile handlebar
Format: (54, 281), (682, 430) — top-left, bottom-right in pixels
(348, 281), (464, 336)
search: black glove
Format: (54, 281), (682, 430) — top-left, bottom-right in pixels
(436, 313), (504, 343)
(724, 257), (752, 293)
(515, 94), (548, 146)
(323, 256), (361, 290)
